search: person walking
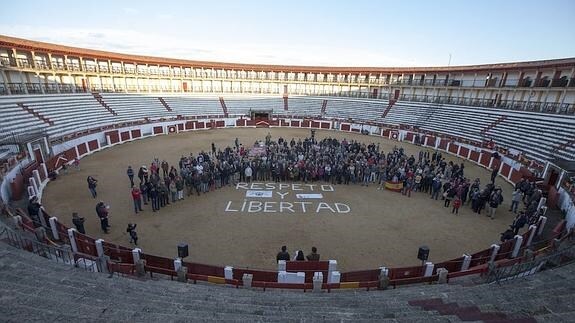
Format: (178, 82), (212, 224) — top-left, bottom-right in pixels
(452, 196), (461, 215)
(95, 201), (110, 234)
(87, 176), (98, 198)
(127, 223), (138, 245)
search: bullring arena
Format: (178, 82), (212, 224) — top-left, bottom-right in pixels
(43, 127), (516, 271)
(1, 29), (575, 321)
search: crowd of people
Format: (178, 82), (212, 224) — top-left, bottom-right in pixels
(24, 132), (547, 254)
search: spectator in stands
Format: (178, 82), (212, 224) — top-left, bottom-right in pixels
(87, 175), (98, 198)
(126, 223), (138, 245)
(72, 212), (86, 234)
(306, 247), (320, 261)
(126, 166), (134, 187)
(293, 250), (305, 261)
(276, 246), (290, 262)
(95, 201), (110, 234)
(27, 197), (42, 228)
(509, 188), (522, 213)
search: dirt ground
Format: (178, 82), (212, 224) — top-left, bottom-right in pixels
(43, 128), (517, 271)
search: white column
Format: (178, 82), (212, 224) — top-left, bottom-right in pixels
(424, 136), (428, 146)
(174, 258), (182, 271)
(278, 260), (286, 272)
(489, 244), (500, 263)
(446, 142), (450, 152)
(556, 170), (566, 190)
(488, 157), (494, 169)
(95, 239), (105, 257)
(379, 266), (389, 277)
(75, 146), (80, 157)
(106, 135), (112, 146)
(327, 260), (338, 283)
(40, 163), (48, 179)
(49, 217), (59, 240)
(542, 161), (550, 179)
(461, 254), (472, 271)
(435, 138), (440, 149)
(467, 148), (471, 160)
(526, 225), (538, 246)
(537, 197), (547, 211)
(313, 272), (323, 292)
(96, 139), (101, 150)
(132, 248), (141, 264)
(511, 235), (524, 258)
(224, 266), (233, 280)
(537, 216), (548, 236)
(67, 228), (78, 253)
(32, 170), (41, 187)
(29, 177), (38, 196)
(423, 262), (434, 277)
(457, 145), (461, 156)
(27, 186), (36, 198)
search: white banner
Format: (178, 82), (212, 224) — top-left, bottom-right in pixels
(246, 190), (273, 198)
(296, 194), (324, 199)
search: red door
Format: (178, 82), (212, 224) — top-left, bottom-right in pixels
(33, 148), (43, 163)
(548, 170), (559, 187)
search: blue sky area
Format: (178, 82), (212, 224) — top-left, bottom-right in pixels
(1, 0), (574, 67)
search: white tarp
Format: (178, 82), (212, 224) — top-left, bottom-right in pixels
(246, 190), (273, 198)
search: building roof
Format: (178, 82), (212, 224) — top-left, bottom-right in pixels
(1, 34), (575, 74)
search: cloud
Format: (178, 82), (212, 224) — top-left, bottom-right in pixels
(123, 7), (138, 15)
(0, 25), (426, 67)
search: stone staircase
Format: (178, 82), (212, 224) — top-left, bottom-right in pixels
(157, 97), (173, 112)
(1, 240), (574, 322)
(91, 92), (118, 116)
(17, 102), (54, 126)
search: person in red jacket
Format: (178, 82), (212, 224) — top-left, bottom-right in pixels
(452, 196), (462, 215)
(131, 187), (143, 214)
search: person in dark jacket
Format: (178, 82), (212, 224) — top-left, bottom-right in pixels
(72, 212), (86, 234)
(27, 197), (42, 228)
(127, 166), (134, 187)
(87, 176), (98, 198)
(306, 247), (320, 261)
(276, 246), (290, 262)
(95, 201), (110, 234)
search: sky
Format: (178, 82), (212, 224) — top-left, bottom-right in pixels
(0, 0), (574, 67)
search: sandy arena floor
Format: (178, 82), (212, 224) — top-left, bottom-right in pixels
(43, 128), (516, 271)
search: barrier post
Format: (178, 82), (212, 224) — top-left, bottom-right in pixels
(313, 272), (323, 292)
(67, 228), (78, 253)
(378, 267), (389, 290)
(277, 260), (286, 272)
(49, 217), (59, 240)
(526, 225), (538, 246)
(224, 266), (233, 280)
(424, 262), (434, 277)
(537, 216), (547, 236)
(242, 273), (253, 289)
(489, 244), (500, 263)
(437, 268), (448, 284)
(95, 239), (105, 257)
(461, 254), (472, 271)
(511, 235), (524, 258)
